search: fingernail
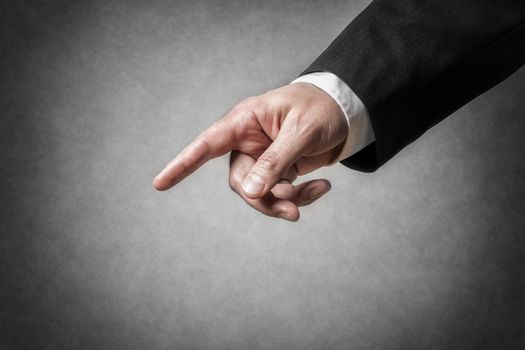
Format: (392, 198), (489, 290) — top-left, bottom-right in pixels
(309, 185), (328, 200)
(242, 173), (265, 196)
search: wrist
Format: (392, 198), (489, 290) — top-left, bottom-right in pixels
(291, 72), (375, 162)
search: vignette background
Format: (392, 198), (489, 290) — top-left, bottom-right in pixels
(2, 1), (525, 348)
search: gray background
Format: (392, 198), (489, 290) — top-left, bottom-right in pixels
(2, 1), (525, 349)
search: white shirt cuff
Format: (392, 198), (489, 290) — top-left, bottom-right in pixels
(291, 72), (375, 163)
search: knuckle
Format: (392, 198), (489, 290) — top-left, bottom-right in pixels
(176, 155), (191, 179)
(241, 96), (259, 106)
(289, 113), (317, 133)
(192, 136), (211, 160)
(197, 135), (210, 150)
(228, 176), (236, 192)
(230, 97), (268, 140)
(234, 96), (257, 113)
(257, 150), (280, 173)
(285, 114), (321, 150)
(228, 171), (243, 193)
(234, 96), (266, 118)
(298, 123), (319, 140)
(208, 118), (227, 134)
(262, 89), (286, 106)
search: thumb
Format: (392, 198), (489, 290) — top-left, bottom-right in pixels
(241, 128), (308, 199)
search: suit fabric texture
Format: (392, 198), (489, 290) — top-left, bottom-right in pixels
(303, 0), (525, 172)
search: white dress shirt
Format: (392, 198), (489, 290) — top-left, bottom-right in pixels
(291, 72), (375, 162)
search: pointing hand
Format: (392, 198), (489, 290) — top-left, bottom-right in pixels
(153, 83), (348, 221)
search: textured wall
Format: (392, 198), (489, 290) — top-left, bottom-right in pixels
(2, 1), (525, 349)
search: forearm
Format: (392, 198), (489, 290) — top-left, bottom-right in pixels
(303, 0), (525, 171)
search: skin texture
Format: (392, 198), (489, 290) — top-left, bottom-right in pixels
(153, 83), (348, 221)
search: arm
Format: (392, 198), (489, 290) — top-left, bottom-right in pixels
(153, 0), (525, 221)
(303, 0), (525, 171)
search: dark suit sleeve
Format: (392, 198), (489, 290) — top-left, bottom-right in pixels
(302, 0), (525, 172)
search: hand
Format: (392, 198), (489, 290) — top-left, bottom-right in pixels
(153, 83), (348, 221)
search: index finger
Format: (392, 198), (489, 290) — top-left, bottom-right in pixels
(153, 117), (234, 191)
